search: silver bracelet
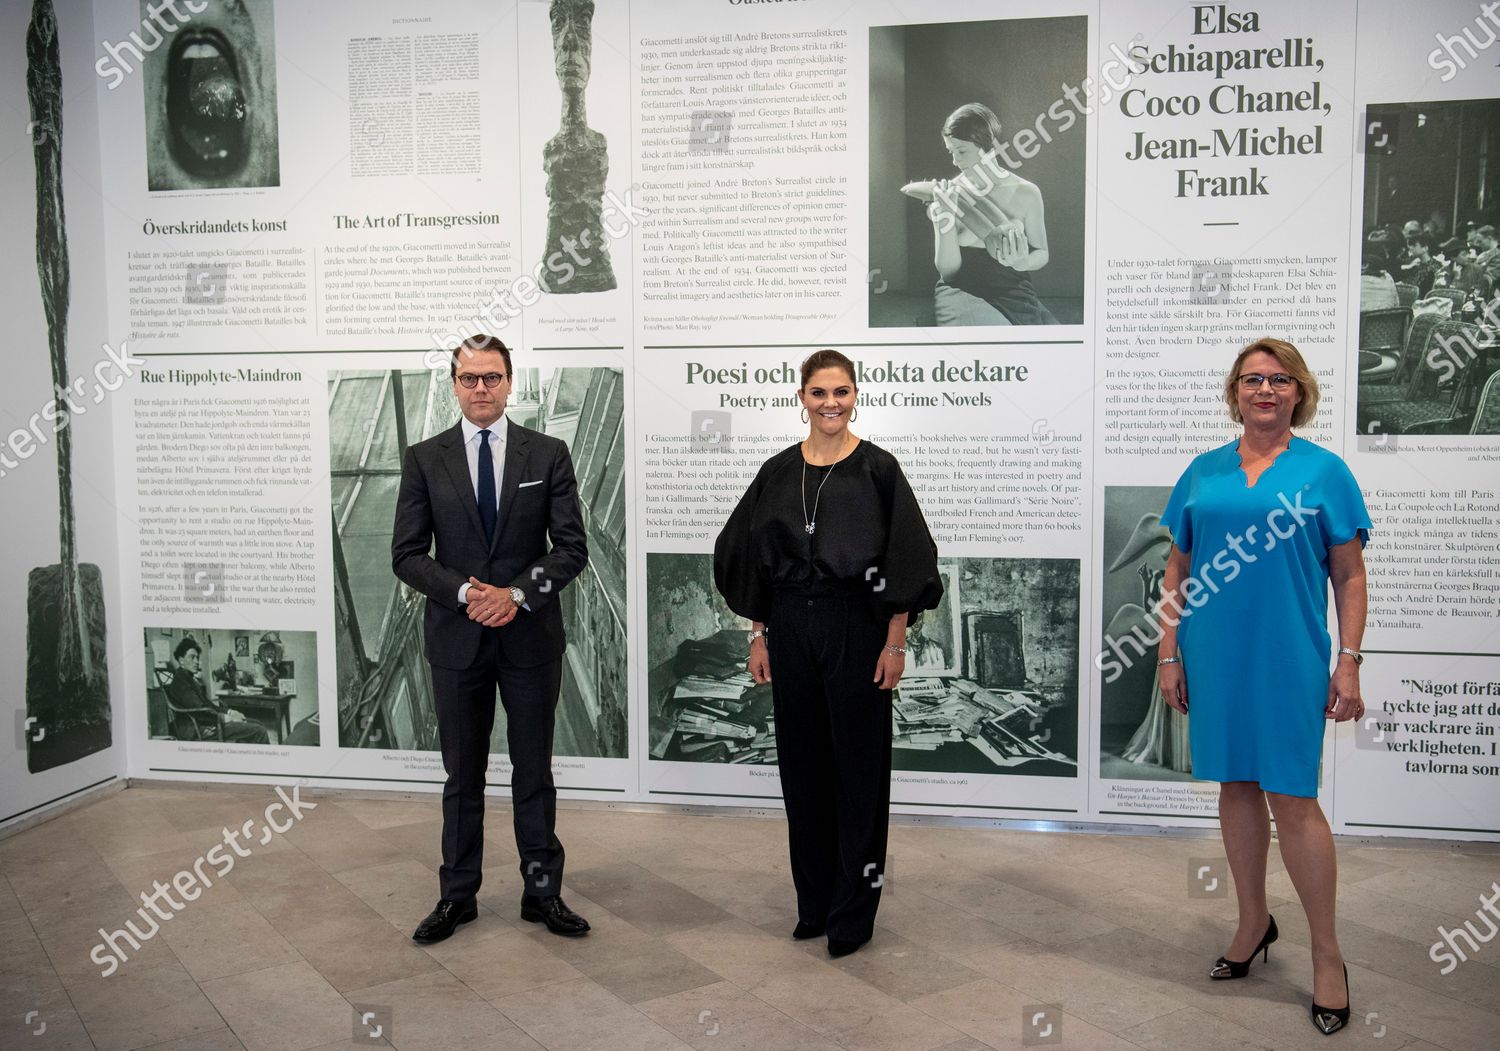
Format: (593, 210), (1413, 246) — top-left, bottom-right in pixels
(884, 644), (907, 655)
(1157, 656), (1182, 666)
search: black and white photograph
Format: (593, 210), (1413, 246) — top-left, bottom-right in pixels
(329, 366), (628, 757)
(645, 552), (766, 764)
(1098, 485), (1192, 784)
(142, 0), (281, 191)
(645, 553), (1078, 774)
(868, 16), (1087, 329)
(907, 563), (960, 677)
(891, 557), (1078, 776)
(23, 0), (111, 775)
(533, 0), (618, 294)
(1356, 97), (1500, 438)
(145, 626), (319, 746)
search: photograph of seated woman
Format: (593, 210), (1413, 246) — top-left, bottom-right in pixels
(713, 350), (942, 958)
(905, 103), (1058, 326)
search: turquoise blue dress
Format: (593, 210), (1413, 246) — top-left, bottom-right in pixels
(1160, 437), (1371, 797)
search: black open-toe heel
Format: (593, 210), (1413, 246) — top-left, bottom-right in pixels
(1209, 914), (1278, 979)
(1310, 963), (1350, 1035)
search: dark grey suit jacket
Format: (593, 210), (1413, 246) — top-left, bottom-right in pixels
(391, 418), (588, 670)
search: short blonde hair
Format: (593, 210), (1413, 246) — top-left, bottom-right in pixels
(1223, 338), (1319, 428)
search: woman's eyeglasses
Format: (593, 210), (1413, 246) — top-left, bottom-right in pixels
(1238, 373), (1294, 390)
(456, 373), (507, 389)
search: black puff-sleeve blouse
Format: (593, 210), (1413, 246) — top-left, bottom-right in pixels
(713, 441), (942, 625)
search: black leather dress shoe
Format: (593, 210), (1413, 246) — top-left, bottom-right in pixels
(521, 894), (591, 936)
(412, 898), (477, 943)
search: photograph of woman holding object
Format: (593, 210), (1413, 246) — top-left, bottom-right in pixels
(902, 103), (1058, 326)
(713, 350), (942, 959)
(1155, 338), (1371, 1036)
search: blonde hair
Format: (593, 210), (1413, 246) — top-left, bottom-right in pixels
(1223, 338), (1319, 428)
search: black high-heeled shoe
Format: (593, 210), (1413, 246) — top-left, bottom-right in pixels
(827, 935), (868, 958)
(1310, 963), (1351, 1035)
(791, 920), (825, 940)
(1209, 914), (1278, 979)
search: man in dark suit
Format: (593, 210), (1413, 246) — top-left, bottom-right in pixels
(393, 334), (590, 942)
(165, 638), (271, 744)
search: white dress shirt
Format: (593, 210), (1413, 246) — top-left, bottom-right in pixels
(457, 414), (505, 605)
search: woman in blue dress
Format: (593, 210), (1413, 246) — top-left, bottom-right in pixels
(1156, 338), (1370, 1036)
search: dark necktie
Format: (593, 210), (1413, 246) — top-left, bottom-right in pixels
(477, 429), (497, 544)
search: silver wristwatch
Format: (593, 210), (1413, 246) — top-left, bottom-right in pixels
(747, 629), (766, 646)
(1337, 647), (1363, 665)
(509, 586), (526, 607)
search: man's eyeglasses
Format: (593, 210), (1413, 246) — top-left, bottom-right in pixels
(1238, 373), (1295, 390)
(456, 372), (507, 389)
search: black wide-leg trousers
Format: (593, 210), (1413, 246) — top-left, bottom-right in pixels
(767, 590), (893, 943)
(431, 629), (565, 902)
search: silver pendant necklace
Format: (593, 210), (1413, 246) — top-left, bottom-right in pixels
(801, 438), (846, 535)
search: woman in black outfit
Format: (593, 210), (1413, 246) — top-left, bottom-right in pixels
(713, 350), (942, 958)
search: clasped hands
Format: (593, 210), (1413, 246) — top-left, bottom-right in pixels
(746, 637), (906, 690)
(465, 576), (518, 628)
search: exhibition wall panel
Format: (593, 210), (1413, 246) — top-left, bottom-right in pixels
(3, 0), (1495, 841)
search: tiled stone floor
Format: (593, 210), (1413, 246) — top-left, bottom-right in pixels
(1, 782), (1496, 1050)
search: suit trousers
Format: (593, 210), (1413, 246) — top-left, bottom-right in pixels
(431, 628), (565, 901)
(767, 590), (892, 943)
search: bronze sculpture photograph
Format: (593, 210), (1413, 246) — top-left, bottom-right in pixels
(25, 0), (112, 773)
(539, 0), (617, 293)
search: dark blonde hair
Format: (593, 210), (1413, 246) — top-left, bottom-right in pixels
(1223, 338), (1319, 428)
(800, 349), (857, 389)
